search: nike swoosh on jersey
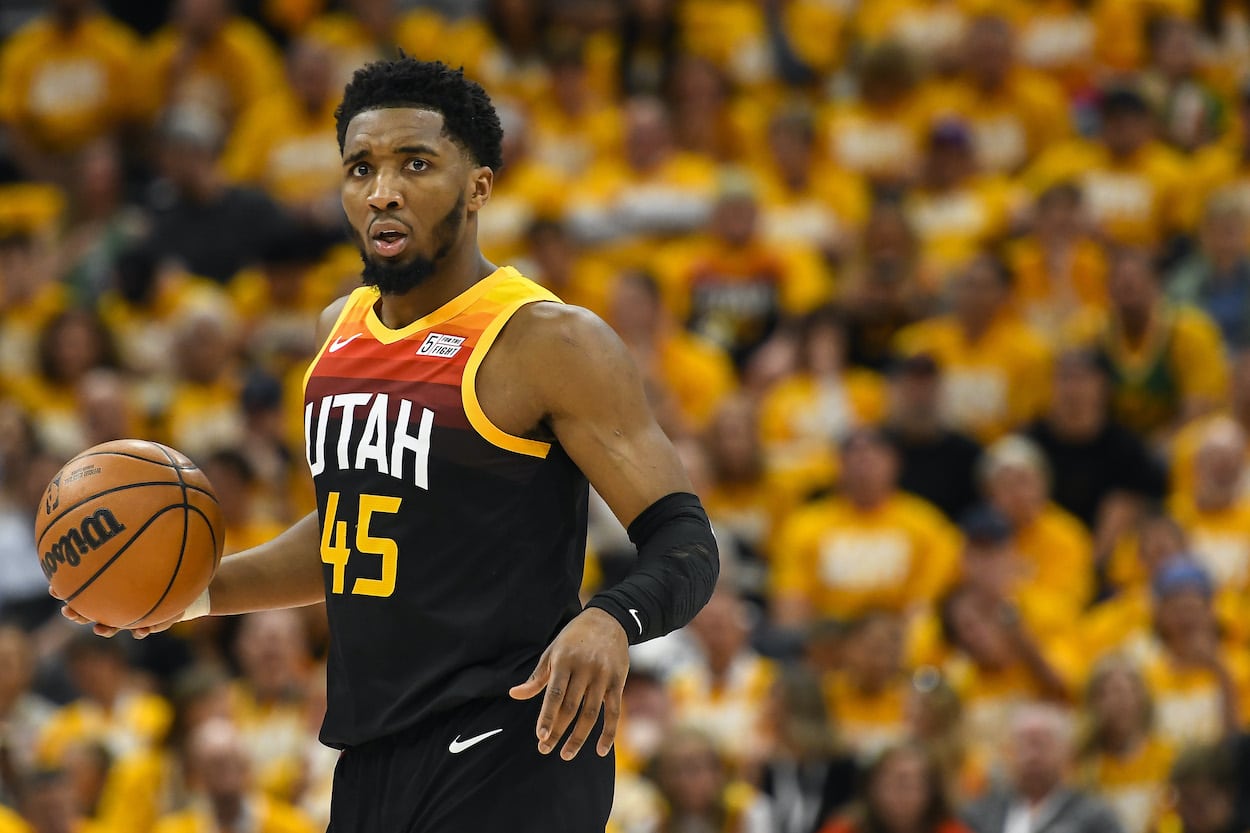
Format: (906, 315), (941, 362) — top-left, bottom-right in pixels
(328, 333), (362, 352)
(628, 608), (643, 633)
(448, 728), (504, 754)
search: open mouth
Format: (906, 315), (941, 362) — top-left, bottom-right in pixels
(370, 228), (409, 257)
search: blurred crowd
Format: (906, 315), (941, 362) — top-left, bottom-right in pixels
(7, 0), (1250, 831)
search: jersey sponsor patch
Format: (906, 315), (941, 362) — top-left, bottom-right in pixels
(417, 333), (465, 358)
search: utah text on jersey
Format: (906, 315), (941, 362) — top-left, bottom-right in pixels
(305, 393), (434, 489)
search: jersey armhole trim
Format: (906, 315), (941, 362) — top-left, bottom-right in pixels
(462, 298), (553, 460)
(302, 289), (367, 395)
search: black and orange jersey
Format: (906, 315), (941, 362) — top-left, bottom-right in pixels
(303, 267), (589, 748)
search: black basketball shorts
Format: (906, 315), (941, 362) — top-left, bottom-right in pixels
(326, 694), (615, 832)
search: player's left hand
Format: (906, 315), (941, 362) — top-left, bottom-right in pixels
(509, 607), (629, 760)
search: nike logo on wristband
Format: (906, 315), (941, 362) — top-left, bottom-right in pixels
(628, 608), (643, 633)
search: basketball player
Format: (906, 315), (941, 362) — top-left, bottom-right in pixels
(60, 59), (719, 830)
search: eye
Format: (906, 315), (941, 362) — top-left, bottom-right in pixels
(407, 159), (429, 172)
(351, 163), (371, 177)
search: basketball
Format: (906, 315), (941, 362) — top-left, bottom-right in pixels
(34, 439), (225, 629)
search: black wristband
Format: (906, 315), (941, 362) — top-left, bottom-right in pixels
(586, 492), (719, 644)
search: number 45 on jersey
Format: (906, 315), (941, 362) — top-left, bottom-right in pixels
(321, 492), (402, 597)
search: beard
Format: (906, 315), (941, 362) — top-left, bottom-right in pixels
(359, 192), (466, 295)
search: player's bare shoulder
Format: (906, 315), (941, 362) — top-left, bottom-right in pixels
(316, 295), (353, 344)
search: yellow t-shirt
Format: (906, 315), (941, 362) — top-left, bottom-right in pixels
(651, 331), (739, 432)
(1014, 504), (1096, 614)
(821, 672), (910, 759)
(221, 90), (338, 206)
(771, 493), (961, 619)
(1167, 493), (1250, 595)
(1006, 234), (1108, 335)
(758, 370), (886, 493)
(144, 17), (285, 122)
(1016, 0), (1099, 93)
(667, 654), (776, 764)
(527, 98), (622, 178)
(38, 691), (172, 765)
(0, 806), (29, 833)
(920, 69), (1071, 174)
(304, 8), (447, 89)
(0, 12), (142, 152)
(1081, 737), (1175, 833)
(821, 98), (931, 186)
(1022, 139), (1189, 246)
(894, 313), (1053, 443)
(229, 683), (308, 803)
(754, 160), (870, 254)
(153, 795), (317, 833)
(478, 159), (569, 267)
(905, 176), (1020, 278)
(1186, 137), (1250, 229)
(1144, 650), (1250, 749)
(1170, 412), (1250, 505)
(855, 0), (977, 65)
(158, 377), (246, 463)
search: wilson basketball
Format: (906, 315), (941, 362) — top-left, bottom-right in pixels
(34, 439), (224, 629)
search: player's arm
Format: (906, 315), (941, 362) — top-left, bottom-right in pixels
(505, 304), (719, 759)
(60, 298), (351, 637)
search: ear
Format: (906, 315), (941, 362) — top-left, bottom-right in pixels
(467, 166), (493, 213)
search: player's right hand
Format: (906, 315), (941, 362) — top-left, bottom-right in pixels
(52, 589), (182, 640)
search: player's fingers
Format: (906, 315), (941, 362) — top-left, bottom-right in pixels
(48, 585), (64, 601)
(133, 615), (181, 640)
(596, 683), (623, 757)
(91, 623), (120, 638)
(60, 605), (90, 624)
(535, 666), (574, 752)
(542, 667), (589, 755)
(560, 680), (607, 761)
(508, 650), (551, 700)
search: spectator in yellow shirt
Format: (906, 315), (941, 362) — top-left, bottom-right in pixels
(771, 428), (961, 627)
(476, 103), (568, 268)
(1076, 246), (1228, 442)
(925, 13), (1072, 175)
(755, 106), (869, 262)
(821, 611), (911, 761)
(0, 0), (143, 181)
(607, 270), (737, 437)
(38, 633), (172, 766)
(981, 435), (1097, 617)
(221, 37), (341, 236)
(821, 42), (930, 190)
(894, 254), (1053, 443)
(1188, 85), (1250, 228)
(1144, 559), (1249, 750)
(647, 727), (773, 833)
(1007, 183), (1109, 335)
(855, 0), (972, 74)
(1079, 656), (1174, 833)
(1170, 351), (1250, 504)
(156, 302), (246, 462)
(759, 307), (886, 492)
(566, 96), (717, 258)
(937, 583), (1072, 766)
(666, 590), (776, 767)
(228, 611), (312, 804)
(152, 718), (316, 833)
(15, 767), (110, 833)
(1015, 0), (1099, 95)
(656, 171), (832, 372)
(1168, 418), (1250, 598)
(144, 0), (285, 125)
(527, 43), (622, 177)
(904, 119), (1020, 280)
(1023, 87), (1188, 247)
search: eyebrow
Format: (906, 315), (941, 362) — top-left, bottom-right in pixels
(343, 144), (441, 166)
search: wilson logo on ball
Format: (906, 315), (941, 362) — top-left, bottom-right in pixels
(40, 509), (126, 579)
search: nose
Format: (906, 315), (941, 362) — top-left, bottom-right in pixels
(367, 171), (404, 212)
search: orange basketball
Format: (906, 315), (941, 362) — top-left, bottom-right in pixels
(34, 439), (224, 629)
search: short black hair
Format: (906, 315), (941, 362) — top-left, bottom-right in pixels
(335, 58), (504, 172)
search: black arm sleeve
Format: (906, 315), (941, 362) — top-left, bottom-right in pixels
(585, 492), (720, 645)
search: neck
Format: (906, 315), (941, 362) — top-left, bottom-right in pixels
(960, 314), (994, 341)
(1100, 728), (1142, 757)
(212, 795), (245, 828)
(890, 413), (941, 439)
(375, 249), (496, 330)
(54, 7), (84, 29)
(851, 491), (888, 511)
(1019, 780), (1059, 805)
(1119, 307), (1153, 341)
